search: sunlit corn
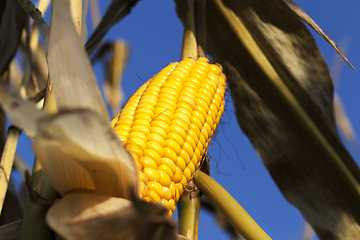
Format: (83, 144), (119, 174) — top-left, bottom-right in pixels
(111, 57), (226, 214)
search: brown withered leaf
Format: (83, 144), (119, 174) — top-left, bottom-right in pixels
(47, 193), (177, 240)
(281, 0), (355, 70)
(0, 0), (27, 75)
(85, 0), (140, 55)
(175, 0), (360, 239)
(48, 0), (109, 120)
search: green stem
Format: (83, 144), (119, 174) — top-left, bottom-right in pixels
(194, 171), (272, 240)
(177, 182), (201, 240)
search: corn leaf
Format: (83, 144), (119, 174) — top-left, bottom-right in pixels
(281, 0), (355, 70)
(0, 0), (27, 75)
(16, 0), (49, 48)
(47, 192), (177, 240)
(47, 0), (109, 120)
(85, 0), (140, 55)
(0, 81), (45, 138)
(175, 0), (360, 238)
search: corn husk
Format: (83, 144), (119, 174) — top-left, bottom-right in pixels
(47, 0), (109, 119)
(47, 193), (176, 240)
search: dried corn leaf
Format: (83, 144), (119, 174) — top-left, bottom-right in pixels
(334, 95), (357, 145)
(90, 0), (101, 29)
(33, 109), (139, 198)
(176, 0), (360, 239)
(85, 0), (140, 55)
(281, 0), (355, 70)
(0, 0), (27, 75)
(16, 0), (49, 48)
(0, 219), (22, 240)
(104, 40), (129, 116)
(47, 0), (109, 120)
(47, 192), (176, 240)
(0, 81), (45, 138)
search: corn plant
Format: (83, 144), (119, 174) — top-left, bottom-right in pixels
(0, 0), (359, 240)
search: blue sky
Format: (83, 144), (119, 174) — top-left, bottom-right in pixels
(15, 1), (360, 239)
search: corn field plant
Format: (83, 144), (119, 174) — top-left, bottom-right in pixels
(0, 0), (359, 240)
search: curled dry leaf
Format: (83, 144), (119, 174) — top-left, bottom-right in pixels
(33, 109), (139, 198)
(0, 0), (27, 75)
(175, 0), (360, 239)
(47, 193), (177, 240)
(48, 0), (109, 120)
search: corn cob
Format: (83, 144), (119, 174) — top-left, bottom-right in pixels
(111, 57), (226, 214)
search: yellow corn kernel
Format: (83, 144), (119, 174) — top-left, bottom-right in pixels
(126, 144), (143, 158)
(161, 199), (171, 211)
(169, 199), (176, 213)
(143, 168), (157, 181)
(161, 158), (176, 175)
(163, 147), (177, 161)
(146, 141), (164, 158)
(147, 190), (161, 203)
(176, 156), (187, 172)
(173, 166), (183, 183)
(165, 139), (181, 155)
(183, 167), (192, 182)
(147, 181), (165, 198)
(167, 132), (184, 148)
(149, 126), (168, 140)
(112, 57), (226, 215)
(139, 156), (157, 169)
(163, 186), (172, 200)
(156, 170), (171, 187)
(158, 164), (174, 179)
(146, 133), (165, 147)
(126, 138), (146, 151)
(144, 149), (162, 165)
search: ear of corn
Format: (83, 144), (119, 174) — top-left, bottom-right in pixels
(111, 57), (226, 214)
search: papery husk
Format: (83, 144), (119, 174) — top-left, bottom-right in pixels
(47, 193), (177, 240)
(0, 81), (139, 199)
(33, 109), (139, 198)
(175, 0), (360, 239)
(47, 0), (109, 119)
